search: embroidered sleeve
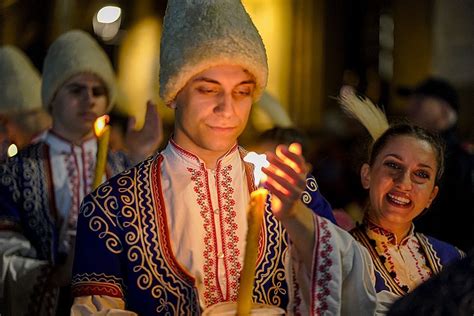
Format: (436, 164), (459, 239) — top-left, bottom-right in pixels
(71, 186), (126, 299)
(300, 175), (337, 224)
(0, 160), (22, 231)
(290, 214), (377, 315)
(71, 295), (136, 316)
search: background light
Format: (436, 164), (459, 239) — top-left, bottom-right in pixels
(93, 5), (122, 41)
(97, 6), (121, 24)
(7, 144), (18, 157)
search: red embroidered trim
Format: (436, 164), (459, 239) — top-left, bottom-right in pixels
(151, 155), (195, 284)
(188, 165), (222, 306)
(170, 139), (202, 164)
(216, 164), (240, 301)
(312, 218), (333, 315)
(72, 283), (123, 298)
(65, 150), (80, 229)
(407, 239), (432, 283)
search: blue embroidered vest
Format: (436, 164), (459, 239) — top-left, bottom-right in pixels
(72, 152), (334, 315)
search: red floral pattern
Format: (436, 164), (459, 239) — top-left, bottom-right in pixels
(216, 164), (240, 301)
(312, 218), (333, 315)
(187, 161), (240, 306)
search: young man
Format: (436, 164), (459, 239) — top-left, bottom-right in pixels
(71, 1), (377, 315)
(0, 46), (52, 161)
(0, 30), (161, 316)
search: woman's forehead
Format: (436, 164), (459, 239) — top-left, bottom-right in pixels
(378, 135), (437, 164)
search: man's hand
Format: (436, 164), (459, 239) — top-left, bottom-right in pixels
(262, 143), (308, 220)
(125, 100), (163, 164)
(262, 143), (315, 269)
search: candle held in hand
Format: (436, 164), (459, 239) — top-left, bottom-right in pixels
(237, 152), (270, 315)
(92, 115), (110, 189)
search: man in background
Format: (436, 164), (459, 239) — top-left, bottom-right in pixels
(403, 77), (473, 252)
(0, 46), (51, 161)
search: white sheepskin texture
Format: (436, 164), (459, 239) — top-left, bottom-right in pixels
(159, 0), (268, 104)
(41, 30), (117, 112)
(0, 45), (42, 114)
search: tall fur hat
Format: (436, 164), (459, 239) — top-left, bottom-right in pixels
(42, 30), (116, 112)
(0, 46), (41, 115)
(159, 0), (268, 105)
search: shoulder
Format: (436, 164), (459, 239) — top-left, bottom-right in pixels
(88, 154), (161, 201)
(3, 142), (47, 166)
(0, 142), (48, 183)
(418, 232), (465, 261)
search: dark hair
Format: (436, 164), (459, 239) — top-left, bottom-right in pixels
(258, 126), (306, 146)
(368, 123), (445, 182)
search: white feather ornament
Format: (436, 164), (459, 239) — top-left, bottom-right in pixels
(338, 85), (389, 140)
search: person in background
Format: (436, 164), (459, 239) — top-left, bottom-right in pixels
(338, 87), (465, 313)
(250, 126), (356, 229)
(402, 77), (473, 252)
(70, 1), (377, 315)
(0, 46), (52, 162)
(0, 30), (161, 316)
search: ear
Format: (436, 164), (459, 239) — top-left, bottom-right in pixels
(426, 185), (439, 208)
(360, 163), (371, 189)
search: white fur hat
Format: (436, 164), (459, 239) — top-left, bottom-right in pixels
(41, 30), (116, 112)
(159, 0), (268, 105)
(0, 46), (41, 114)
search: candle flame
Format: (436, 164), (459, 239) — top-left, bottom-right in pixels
(244, 152), (269, 187)
(94, 115), (110, 137)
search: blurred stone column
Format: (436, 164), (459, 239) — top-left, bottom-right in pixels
(50, 0), (77, 41)
(289, 0), (325, 130)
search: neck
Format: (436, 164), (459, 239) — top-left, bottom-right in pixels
(171, 134), (235, 170)
(51, 126), (94, 146)
(367, 214), (412, 244)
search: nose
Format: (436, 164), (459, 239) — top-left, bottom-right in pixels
(82, 88), (95, 107)
(395, 171), (412, 191)
(214, 92), (234, 117)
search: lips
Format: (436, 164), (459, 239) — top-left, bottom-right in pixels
(209, 125), (236, 132)
(386, 192), (412, 208)
(80, 112), (98, 121)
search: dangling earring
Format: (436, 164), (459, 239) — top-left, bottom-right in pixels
(168, 101), (177, 109)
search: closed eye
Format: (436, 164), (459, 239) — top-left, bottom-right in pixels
(196, 86), (219, 95)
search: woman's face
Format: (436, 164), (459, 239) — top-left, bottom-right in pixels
(361, 135), (439, 230)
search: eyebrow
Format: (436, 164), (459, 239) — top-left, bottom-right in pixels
(384, 153), (434, 170)
(192, 77), (256, 86)
(65, 82), (106, 90)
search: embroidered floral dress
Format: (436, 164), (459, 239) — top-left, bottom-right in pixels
(351, 218), (465, 313)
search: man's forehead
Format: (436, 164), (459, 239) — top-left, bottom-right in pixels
(64, 73), (106, 87)
(190, 65), (256, 85)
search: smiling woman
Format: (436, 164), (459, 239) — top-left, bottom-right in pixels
(337, 88), (465, 314)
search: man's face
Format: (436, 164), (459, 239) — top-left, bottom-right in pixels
(407, 96), (450, 131)
(172, 65), (255, 161)
(51, 73), (108, 141)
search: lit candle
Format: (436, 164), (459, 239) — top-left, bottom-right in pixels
(237, 152), (269, 315)
(92, 115), (110, 189)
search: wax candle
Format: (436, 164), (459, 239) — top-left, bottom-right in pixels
(236, 187), (268, 315)
(92, 115), (110, 189)
(237, 152), (270, 315)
